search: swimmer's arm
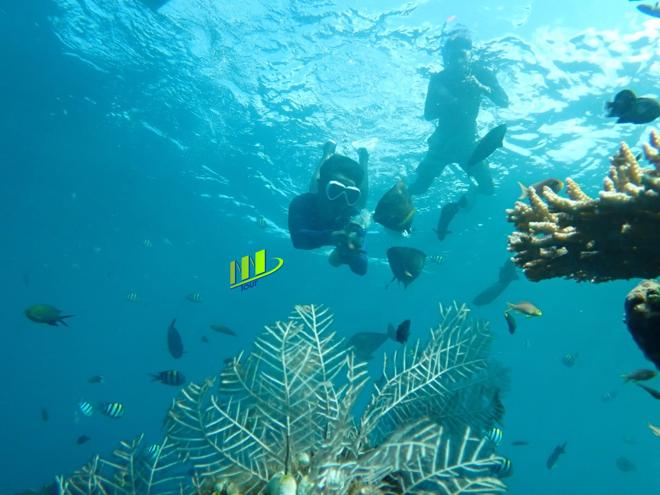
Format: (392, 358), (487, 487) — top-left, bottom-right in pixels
(477, 70), (509, 108)
(288, 197), (335, 249)
(424, 75), (455, 121)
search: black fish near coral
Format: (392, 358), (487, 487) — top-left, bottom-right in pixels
(386, 247), (426, 288)
(210, 324), (237, 336)
(636, 383), (660, 400)
(167, 318), (184, 359)
(466, 124), (507, 168)
(435, 195), (467, 241)
(504, 311), (516, 335)
(546, 442), (567, 470)
(373, 180), (416, 233)
(24, 304), (74, 327)
(150, 370), (186, 386)
(87, 375), (104, 384)
(606, 89), (660, 124)
(511, 440), (529, 446)
(76, 435), (91, 445)
(388, 319), (411, 344)
(347, 331), (390, 361)
(615, 456), (636, 472)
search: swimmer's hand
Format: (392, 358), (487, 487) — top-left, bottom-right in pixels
(331, 224), (365, 251)
(465, 75), (492, 95)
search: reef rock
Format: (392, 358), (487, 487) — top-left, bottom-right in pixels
(507, 130), (660, 282)
(625, 279), (660, 370)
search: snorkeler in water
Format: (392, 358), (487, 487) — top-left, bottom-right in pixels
(410, 27), (509, 196)
(288, 143), (369, 276)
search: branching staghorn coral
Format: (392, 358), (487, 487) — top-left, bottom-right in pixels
(56, 303), (507, 495)
(507, 130), (660, 282)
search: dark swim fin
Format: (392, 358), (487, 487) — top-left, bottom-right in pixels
(606, 89), (636, 118)
(466, 124), (507, 168)
(637, 4), (660, 18)
(140, 0), (172, 10)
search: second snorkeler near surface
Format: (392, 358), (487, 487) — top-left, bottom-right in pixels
(288, 142), (370, 276)
(410, 27), (509, 196)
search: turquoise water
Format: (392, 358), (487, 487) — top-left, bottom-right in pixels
(1, 1), (659, 493)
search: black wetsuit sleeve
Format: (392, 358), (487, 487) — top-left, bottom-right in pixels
(477, 69), (509, 108)
(345, 227), (367, 276)
(424, 74), (451, 121)
(288, 194), (335, 249)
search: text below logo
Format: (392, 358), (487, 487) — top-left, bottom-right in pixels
(229, 249), (284, 291)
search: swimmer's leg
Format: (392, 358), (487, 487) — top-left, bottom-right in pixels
(465, 160), (495, 195)
(309, 140), (337, 193)
(409, 152), (447, 195)
(356, 147), (369, 209)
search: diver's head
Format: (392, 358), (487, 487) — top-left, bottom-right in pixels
(319, 154), (363, 210)
(441, 28), (473, 77)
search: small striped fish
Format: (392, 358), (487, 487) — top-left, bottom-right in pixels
(145, 444), (161, 460)
(493, 457), (512, 476)
(150, 370), (186, 386)
(486, 427), (504, 445)
(99, 402), (125, 418)
(78, 401), (93, 417)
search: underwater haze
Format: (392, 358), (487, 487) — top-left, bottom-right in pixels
(1, 0), (659, 494)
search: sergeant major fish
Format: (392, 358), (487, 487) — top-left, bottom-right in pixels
(99, 402), (125, 418)
(78, 401), (93, 417)
(486, 427), (503, 445)
(150, 370), (186, 386)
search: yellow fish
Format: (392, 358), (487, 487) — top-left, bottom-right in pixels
(507, 301), (542, 317)
(649, 424), (660, 437)
(126, 291), (139, 303)
(25, 304), (74, 326)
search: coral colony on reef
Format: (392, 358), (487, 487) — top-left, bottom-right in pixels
(507, 130), (660, 283)
(55, 303), (509, 495)
(625, 279), (660, 371)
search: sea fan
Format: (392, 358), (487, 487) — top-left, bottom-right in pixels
(165, 302), (507, 494)
(357, 302), (494, 447)
(56, 434), (189, 495)
(56, 302), (507, 495)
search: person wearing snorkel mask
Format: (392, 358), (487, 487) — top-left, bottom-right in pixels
(288, 147), (369, 276)
(409, 28), (509, 195)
